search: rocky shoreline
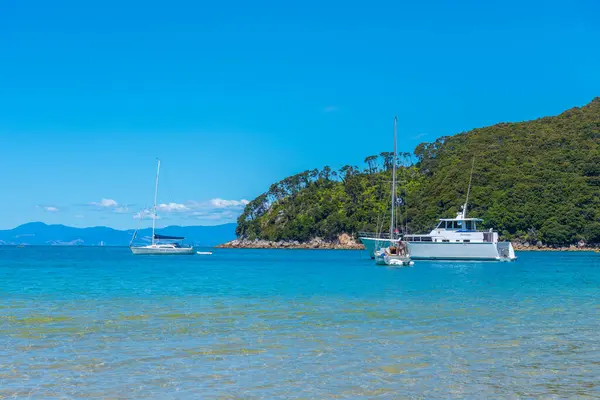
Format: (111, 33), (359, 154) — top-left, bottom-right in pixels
(218, 236), (600, 252)
(216, 233), (365, 250)
(512, 243), (598, 252)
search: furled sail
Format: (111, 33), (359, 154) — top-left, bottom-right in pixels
(154, 234), (184, 240)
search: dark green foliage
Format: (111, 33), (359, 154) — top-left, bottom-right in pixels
(236, 98), (600, 246)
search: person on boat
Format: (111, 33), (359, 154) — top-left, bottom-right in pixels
(395, 241), (407, 256)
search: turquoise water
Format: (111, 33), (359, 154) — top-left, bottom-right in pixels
(1, 247), (599, 398)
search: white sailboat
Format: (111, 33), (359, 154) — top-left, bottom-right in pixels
(130, 159), (195, 255)
(374, 117), (413, 267)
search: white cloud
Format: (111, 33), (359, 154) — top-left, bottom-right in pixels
(210, 198), (250, 208)
(157, 202), (189, 212)
(130, 198), (247, 221)
(131, 202), (188, 221)
(133, 209), (159, 220)
(192, 210), (237, 221)
(91, 198), (119, 208)
(44, 206), (59, 212)
(202, 213), (232, 220)
(89, 198), (131, 214)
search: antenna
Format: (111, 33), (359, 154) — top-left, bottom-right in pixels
(463, 157), (475, 218)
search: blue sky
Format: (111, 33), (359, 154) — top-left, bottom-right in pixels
(1, 0), (599, 229)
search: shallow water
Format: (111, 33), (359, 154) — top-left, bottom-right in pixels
(1, 247), (599, 398)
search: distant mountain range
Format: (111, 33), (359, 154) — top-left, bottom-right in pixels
(0, 222), (237, 247)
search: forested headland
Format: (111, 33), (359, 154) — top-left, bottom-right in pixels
(234, 98), (600, 247)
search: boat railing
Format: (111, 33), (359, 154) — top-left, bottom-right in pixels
(358, 231), (393, 239)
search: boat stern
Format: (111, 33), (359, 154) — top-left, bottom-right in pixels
(496, 242), (517, 261)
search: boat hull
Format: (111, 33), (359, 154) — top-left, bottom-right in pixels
(130, 246), (195, 255)
(407, 241), (516, 261)
(375, 253), (413, 267)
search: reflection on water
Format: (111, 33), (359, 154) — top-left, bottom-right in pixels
(0, 247), (599, 398)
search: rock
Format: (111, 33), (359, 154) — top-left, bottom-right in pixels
(309, 237), (324, 248)
(338, 233), (353, 246)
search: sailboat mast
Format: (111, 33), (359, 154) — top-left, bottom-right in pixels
(152, 159), (161, 246)
(390, 117), (397, 239)
(463, 157), (475, 218)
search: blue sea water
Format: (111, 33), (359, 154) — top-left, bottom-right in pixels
(0, 247), (599, 399)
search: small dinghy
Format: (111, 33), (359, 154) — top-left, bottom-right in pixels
(375, 243), (413, 267)
(196, 251), (213, 255)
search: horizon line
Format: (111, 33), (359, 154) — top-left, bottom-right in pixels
(0, 221), (238, 231)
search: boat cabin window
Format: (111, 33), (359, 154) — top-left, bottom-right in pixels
(406, 236), (432, 242)
(437, 219), (480, 231)
(464, 220), (477, 231)
(438, 220), (479, 230)
(438, 220), (465, 230)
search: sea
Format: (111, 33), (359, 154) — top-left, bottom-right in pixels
(1, 247), (598, 399)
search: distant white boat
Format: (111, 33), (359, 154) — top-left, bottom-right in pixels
(130, 159), (195, 256)
(130, 241), (195, 255)
(196, 251), (213, 255)
(373, 117), (412, 267)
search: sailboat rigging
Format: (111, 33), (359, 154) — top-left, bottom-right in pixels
(375, 117), (413, 267)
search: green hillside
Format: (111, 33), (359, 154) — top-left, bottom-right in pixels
(236, 98), (600, 246)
